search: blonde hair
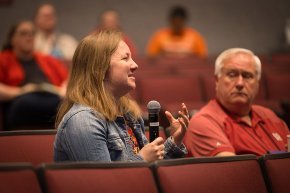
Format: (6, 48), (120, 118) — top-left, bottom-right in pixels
(215, 48), (262, 80)
(56, 29), (140, 127)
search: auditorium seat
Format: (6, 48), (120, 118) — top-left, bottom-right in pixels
(0, 130), (56, 166)
(271, 53), (290, 65)
(255, 75), (268, 100)
(154, 155), (268, 193)
(137, 75), (203, 112)
(38, 162), (158, 193)
(200, 73), (216, 102)
(263, 62), (290, 75)
(253, 100), (282, 114)
(259, 152), (290, 193)
(265, 73), (290, 101)
(0, 163), (42, 193)
(136, 56), (210, 77)
(256, 54), (271, 65)
(154, 55), (209, 66)
(134, 55), (154, 67)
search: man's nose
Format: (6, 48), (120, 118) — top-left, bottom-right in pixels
(235, 75), (245, 90)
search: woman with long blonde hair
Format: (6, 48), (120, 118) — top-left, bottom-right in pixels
(54, 29), (189, 162)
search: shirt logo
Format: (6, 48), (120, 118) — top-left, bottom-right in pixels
(272, 133), (283, 141)
(216, 142), (221, 147)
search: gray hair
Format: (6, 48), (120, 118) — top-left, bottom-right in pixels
(215, 48), (262, 80)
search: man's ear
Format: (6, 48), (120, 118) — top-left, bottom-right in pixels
(215, 75), (219, 91)
(215, 75), (219, 82)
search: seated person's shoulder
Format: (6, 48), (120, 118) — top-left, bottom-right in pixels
(190, 112), (225, 131)
(62, 104), (105, 126)
(0, 50), (13, 60)
(152, 27), (171, 36)
(58, 33), (78, 44)
(252, 105), (278, 118)
(186, 27), (204, 35)
(0, 51), (7, 58)
(191, 100), (226, 123)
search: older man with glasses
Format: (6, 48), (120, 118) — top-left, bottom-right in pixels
(184, 48), (289, 157)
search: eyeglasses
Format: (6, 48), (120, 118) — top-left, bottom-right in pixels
(221, 68), (257, 82)
(15, 30), (35, 37)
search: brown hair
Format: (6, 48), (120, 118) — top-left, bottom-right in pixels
(56, 29), (140, 127)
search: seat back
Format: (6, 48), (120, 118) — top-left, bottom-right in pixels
(0, 130), (56, 166)
(271, 54), (290, 65)
(260, 153), (290, 193)
(38, 162), (158, 193)
(0, 163), (42, 193)
(138, 75), (203, 112)
(266, 73), (290, 100)
(154, 155), (268, 193)
(200, 73), (216, 101)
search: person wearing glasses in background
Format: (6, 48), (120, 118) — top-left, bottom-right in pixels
(0, 20), (68, 130)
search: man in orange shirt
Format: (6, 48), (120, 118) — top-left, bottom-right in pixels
(146, 6), (207, 58)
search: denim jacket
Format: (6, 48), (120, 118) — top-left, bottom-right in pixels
(54, 103), (187, 162)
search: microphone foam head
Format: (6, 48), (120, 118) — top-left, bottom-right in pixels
(147, 100), (161, 114)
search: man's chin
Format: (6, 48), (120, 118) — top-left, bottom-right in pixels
(231, 98), (250, 106)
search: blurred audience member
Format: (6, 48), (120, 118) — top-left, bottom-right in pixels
(0, 20), (68, 130)
(92, 9), (137, 57)
(183, 48), (289, 157)
(146, 5), (207, 58)
(34, 3), (78, 61)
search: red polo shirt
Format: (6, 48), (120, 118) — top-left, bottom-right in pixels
(183, 99), (289, 157)
(0, 50), (68, 86)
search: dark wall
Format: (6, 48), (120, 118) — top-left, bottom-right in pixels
(1, 0), (290, 55)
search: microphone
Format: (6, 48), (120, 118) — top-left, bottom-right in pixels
(147, 100), (161, 142)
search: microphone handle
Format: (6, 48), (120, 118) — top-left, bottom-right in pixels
(149, 113), (159, 142)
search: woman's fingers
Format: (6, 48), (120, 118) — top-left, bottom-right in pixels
(181, 103), (189, 117)
(178, 111), (189, 126)
(178, 117), (187, 132)
(158, 150), (165, 160)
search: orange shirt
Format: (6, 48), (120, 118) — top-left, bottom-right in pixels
(146, 27), (207, 58)
(0, 50), (68, 87)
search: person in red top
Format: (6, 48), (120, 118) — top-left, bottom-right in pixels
(146, 6), (207, 58)
(0, 20), (68, 130)
(183, 48), (289, 157)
